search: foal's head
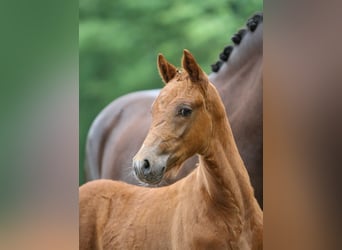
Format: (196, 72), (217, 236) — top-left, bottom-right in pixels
(133, 50), (225, 185)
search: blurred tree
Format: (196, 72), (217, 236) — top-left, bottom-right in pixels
(79, 0), (263, 184)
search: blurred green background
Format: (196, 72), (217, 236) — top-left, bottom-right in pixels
(79, 0), (263, 185)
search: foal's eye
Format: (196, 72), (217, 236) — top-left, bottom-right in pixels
(177, 107), (192, 117)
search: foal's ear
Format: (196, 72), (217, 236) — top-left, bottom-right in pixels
(182, 49), (207, 83)
(157, 53), (177, 84)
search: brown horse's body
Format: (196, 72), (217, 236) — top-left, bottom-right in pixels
(85, 14), (263, 207)
(80, 50), (262, 250)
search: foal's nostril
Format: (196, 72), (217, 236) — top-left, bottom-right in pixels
(142, 159), (151, 175)
(143, 159), (150, 169)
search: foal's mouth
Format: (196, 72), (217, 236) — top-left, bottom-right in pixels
(139, 175), (164, 185)
(135, 171), (165, 185)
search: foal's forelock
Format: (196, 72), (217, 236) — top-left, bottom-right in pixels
(153, 75), (206, 109)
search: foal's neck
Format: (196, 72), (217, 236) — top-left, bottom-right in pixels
(197, 88), (261, 224)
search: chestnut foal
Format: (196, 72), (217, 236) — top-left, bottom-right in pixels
(79, 50), (262, 250)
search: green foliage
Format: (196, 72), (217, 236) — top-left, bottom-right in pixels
(79, 0), (263, 184)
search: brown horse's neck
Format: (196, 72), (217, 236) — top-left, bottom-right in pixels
(196, 85), (262, 234)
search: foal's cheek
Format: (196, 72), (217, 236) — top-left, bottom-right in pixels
(170, 117), (190, 138)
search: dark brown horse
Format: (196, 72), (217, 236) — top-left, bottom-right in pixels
(85, 13), (263, 207)
(79, 50), (262, 249)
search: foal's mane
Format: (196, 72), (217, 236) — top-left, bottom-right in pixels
(211, 13), (263, 73)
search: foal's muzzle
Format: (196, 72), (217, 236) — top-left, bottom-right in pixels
(133, 157), (165, 185)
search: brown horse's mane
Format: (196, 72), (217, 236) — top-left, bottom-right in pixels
(211, 12), (263, 73)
